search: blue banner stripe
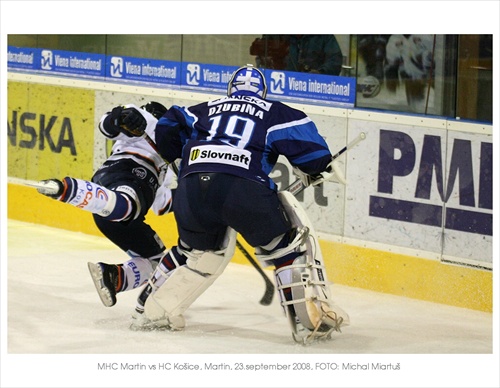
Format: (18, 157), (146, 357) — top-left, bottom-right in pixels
(369, 196), (442, 227)
(8, 46), (355, 108)
(369, 195), (492, 236)
(445, 208), (492, 236)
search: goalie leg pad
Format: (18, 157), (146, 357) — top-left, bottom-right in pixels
(183, 228), (237, 276)
(133, 246), (185, 313)
(144, 264), (219, 321)
(139, 228), (237, 330)
(271, 191), (349, 344)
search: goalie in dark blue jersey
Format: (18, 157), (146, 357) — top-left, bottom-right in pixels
(117, 65), (349, 344)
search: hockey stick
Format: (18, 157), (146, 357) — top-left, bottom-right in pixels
(142, 133), (276, 305)
(285, 131), (367, 196)
(236, 241), (275, 305)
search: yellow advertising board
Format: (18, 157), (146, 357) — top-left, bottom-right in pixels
(7, 81), (95, 180)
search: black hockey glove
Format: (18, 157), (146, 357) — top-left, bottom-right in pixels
(109, 106), (147, 137)
(141, 101), (167, 120)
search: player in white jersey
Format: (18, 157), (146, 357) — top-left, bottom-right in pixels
(37, 102), (176, 308)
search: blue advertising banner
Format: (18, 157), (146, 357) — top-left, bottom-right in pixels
(42, 48), (105, 78)
(265, 69), (355, 107)
(180, 62), (236, 92)
(105, 55), (180, 85)
(8, 46), (355, 107)
(7, 46), (37, 71)
(8, 46), (105, 78)
(179, 62), (356, 107)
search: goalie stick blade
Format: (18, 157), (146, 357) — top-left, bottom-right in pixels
(259, 282), (275, 306)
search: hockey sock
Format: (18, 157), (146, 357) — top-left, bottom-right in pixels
(115, 265), (125, 292)
(275, 257), (294, 299)
(58, 177), (134, 221)
(274, 255), (301, 316)
(120, 257), (156, 292)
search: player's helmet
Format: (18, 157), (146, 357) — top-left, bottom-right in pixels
(141, 101), (167, 119)
(227, 64), (267, 98)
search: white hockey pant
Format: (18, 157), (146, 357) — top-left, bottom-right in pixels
(143, 228), (237, 325)
(258, 191), (349, 343)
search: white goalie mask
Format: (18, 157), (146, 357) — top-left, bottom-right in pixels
(227, 64), (267, 98)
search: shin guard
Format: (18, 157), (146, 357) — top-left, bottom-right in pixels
(59, 177), (134, 221)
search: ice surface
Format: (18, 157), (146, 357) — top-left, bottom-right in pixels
(2, 220), (498, 388)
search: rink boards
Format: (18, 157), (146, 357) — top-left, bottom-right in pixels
(6, 72), (493, 312)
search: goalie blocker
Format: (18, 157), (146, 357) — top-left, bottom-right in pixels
(257, 191), (350, 344)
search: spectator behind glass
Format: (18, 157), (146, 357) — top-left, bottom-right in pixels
(250, 35), (289, 70)
(286, 35), (343, 75)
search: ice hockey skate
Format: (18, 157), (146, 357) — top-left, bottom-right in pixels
(87, 262), (123, 307)
(129, 309), (186, 332)
(36, 179), (64, 198)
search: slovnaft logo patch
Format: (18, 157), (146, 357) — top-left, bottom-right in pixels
(188, 145), (251, 169)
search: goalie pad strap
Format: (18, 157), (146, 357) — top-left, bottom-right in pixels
(255, 226), (308, 264)
(185, 250), (230, 275)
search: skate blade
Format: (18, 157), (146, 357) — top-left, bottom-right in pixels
(87, 262), (115, 307)
(35, 180), (61, 196)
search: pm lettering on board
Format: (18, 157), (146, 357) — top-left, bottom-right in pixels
(370, 129), (492, 236)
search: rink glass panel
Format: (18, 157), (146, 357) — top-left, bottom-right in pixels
(7, 34), (493, 123)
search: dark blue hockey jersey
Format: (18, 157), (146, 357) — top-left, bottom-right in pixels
(155, 94), (332, 190)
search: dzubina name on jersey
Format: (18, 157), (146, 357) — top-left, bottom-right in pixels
(208, 95), (272, 119)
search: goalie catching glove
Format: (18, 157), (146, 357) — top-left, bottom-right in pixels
(108, 105), (148, 137)
(293, 159), (346, 187)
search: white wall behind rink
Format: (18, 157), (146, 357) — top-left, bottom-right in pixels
(9, 72), (494, 269)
